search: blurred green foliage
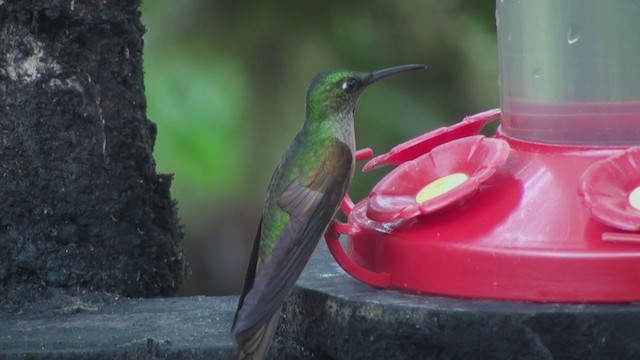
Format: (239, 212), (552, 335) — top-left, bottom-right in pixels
(145, 55), (249, 200)
(140, 0), (499, 295)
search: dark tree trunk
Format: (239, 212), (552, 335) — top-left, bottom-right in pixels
(0, 0), (186, 299)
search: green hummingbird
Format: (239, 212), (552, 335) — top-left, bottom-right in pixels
(232, 64), (426, 359)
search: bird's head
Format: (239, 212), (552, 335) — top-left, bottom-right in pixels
(305, 64), (426, 119)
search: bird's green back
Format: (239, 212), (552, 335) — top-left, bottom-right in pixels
(259, 123), (345, 259)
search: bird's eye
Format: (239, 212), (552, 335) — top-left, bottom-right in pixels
(341, 78), (357, 93)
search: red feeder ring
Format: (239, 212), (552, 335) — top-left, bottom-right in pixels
(325, 109), (640, 303)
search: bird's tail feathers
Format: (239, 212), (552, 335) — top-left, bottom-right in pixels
(235, 308), (281, 360)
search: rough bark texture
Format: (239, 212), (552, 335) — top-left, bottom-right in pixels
(0, 0), (186, 301)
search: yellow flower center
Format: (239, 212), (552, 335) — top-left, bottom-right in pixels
(416, 173), (469, 204)
(628, 186), (640, 211)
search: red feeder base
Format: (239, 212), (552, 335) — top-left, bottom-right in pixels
(326, 118), (640, 303)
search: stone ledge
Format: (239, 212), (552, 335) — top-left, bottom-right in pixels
(3, 242), (640, 359)
(281, 242), (640, 359)
(0, 296), (236, 360)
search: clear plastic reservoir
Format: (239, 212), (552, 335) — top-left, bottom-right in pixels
(497, 0), (640, 145)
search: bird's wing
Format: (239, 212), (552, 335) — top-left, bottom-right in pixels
(232, 140), (353, 343)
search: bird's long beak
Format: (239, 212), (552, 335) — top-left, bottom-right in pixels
(369, 64), (426, 84)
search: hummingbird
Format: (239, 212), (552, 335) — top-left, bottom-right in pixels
(232, 64), (426, 359)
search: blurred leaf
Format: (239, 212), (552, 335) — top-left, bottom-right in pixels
(145, 53), (249, 201)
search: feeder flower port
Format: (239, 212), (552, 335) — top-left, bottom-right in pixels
(366, 135), (510, 222)
(579, 147), (640, 234)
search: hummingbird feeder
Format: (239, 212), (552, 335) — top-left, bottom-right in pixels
(325, 0), (640, 302)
